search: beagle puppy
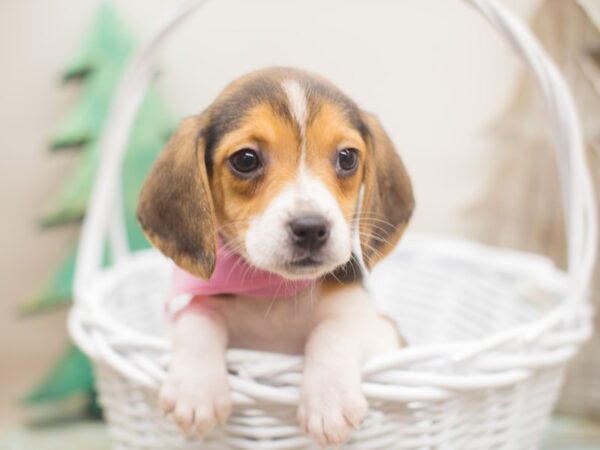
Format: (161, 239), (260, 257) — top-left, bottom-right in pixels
(137, 67), (414, 447)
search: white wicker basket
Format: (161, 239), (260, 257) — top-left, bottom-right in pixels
(68, 1), (597, 449)
(558, 316), (600, 418)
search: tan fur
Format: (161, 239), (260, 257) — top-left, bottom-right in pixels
(209, 99), (369, 260)
(360, 112), (414, 268)
(137, 116), (217, 279)
(137, 67), (414, 446)
(305, 102), (366, 222)
(209, 103), (302, 253)
(138, 68), (413, 271)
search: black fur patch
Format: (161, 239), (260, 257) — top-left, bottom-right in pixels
(305, 81), (370, 142)
(199, 68), (371, 177)
(323, 255), (363, 285)
(201, 77), (293, 176)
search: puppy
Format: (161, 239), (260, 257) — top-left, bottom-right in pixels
(137, 67), (414, 447)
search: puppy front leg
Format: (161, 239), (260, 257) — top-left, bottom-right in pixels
(299, 286), (400, 448)
(299, 327), (367, 448)
(160, 303), (231, 437)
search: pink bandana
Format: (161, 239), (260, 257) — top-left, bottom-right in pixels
(167, 239), (314, 319)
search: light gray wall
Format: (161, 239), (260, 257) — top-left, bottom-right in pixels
(0, 0), (542, 423)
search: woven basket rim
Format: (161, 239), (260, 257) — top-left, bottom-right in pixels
(67, 0), (597, 422)
(70, 234), (591, 399)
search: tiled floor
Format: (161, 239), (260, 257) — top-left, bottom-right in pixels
(1, 415), (599, 450)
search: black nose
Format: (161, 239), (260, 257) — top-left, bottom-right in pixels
(288, 215), (330, 251)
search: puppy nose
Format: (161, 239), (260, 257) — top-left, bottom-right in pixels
(288, 215), (330, 251)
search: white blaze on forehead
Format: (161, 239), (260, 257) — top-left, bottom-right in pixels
(245, 81), (352, 277)
(282, 79), (308, 160)
(281, 79), (307, 130)
(244, 79), (354, 279)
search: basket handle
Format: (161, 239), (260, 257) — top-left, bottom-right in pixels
(73, 0), (596, 305)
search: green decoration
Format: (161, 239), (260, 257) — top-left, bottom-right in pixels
(21, 248), (77, 314)
(25, 347), (94, 404)
(24, 1), (175, 419)
(42, 2), (134, 225)
(53, 2), (134, 149)
(41, 88), (173, 227)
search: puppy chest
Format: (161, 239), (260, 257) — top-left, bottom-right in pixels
(216, 295), (316, 354)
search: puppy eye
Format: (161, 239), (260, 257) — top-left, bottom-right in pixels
(229, 148), (261, 175)
(336, 148), (359, 176)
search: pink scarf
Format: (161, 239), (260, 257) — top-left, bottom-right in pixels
(167, 239), (314, 318)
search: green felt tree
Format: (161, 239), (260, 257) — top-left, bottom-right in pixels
(23, 2), (174, 418)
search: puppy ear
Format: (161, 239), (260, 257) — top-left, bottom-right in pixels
(359, 112), (414, 269)
(137, 115), (217, 279)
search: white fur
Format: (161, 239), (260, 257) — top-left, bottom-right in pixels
(160, 77), (403, 447)
(245, 167), (352, 279)
(281, 79), (308, 154)
(162, 285), (400, 444)
(240, 80), (355, 280)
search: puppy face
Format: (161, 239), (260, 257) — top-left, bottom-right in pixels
(209, 78), (368, 279)
(138, 68), (414, 281)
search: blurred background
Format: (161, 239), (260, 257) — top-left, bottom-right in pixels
(1, 0), (599, 448)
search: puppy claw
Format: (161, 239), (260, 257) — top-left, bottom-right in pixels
(160, 358), (231, 438)
(298, 380), (368, 448)
(215, 398), (232, 425)
(344, 408), (366, 430)
(159, 385), (176, 414)
(174, 404), (194, 435)
(194, 407), (218, 438)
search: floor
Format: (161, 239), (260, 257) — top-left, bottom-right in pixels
(542, 415), (600, 450)
(0, 421), (109, 450)
(0, 415), (598, 450)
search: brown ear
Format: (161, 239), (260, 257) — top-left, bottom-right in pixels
(360, 113), (414, 269)
(137, 115), (217, 279)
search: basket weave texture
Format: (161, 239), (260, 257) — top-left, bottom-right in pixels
(75, 237), (585, 449)
(68, 0), (597, 449)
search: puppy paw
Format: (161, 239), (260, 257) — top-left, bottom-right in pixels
(298, 374), (368, 448)
(160, 355), (231, 438)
